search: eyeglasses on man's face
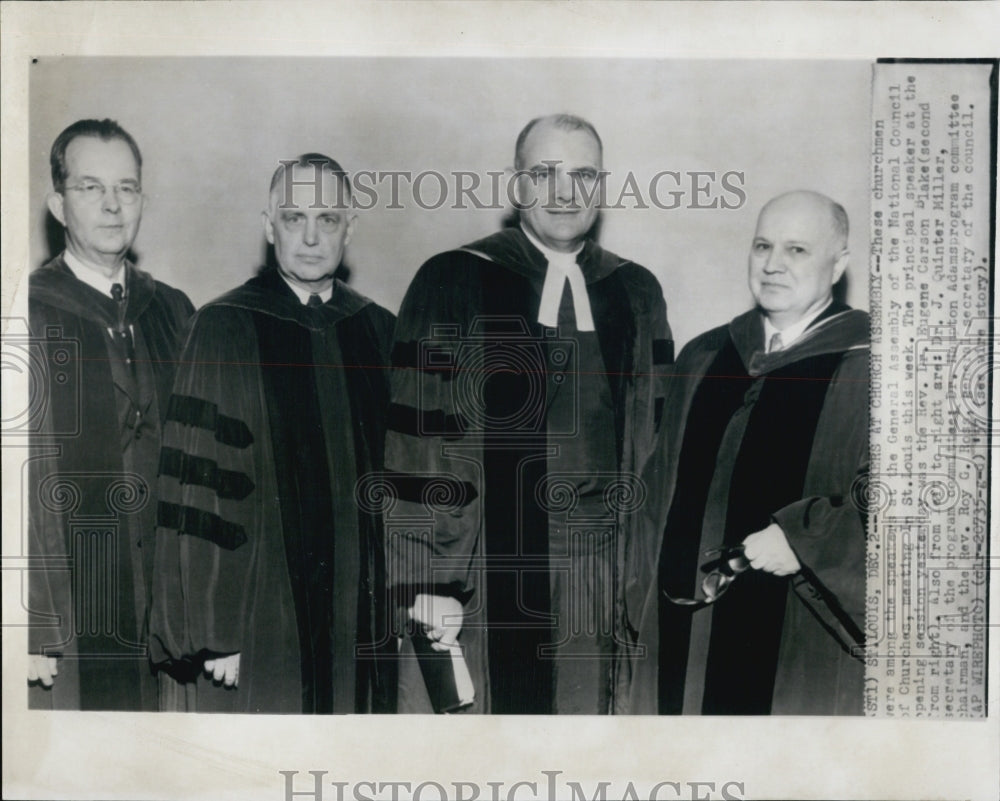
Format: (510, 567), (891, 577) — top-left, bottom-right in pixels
(663, 544), (751, 608)
(64, 180), (142, 205)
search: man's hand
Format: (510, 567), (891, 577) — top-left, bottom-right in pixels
(204, 653), (240, 687)
(409, 593), (463, 652)
(28, 655), (58, 687)
(743, 523), (801, 576)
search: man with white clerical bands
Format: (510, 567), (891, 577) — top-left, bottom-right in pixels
(628, 190), (869, 715)
(28, 119), (195, 709)
(385, 114), (673, 713)
(149, 154), (397, 713)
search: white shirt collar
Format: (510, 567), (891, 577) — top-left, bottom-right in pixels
(521, 226), (595, 332)
(278, 273), (333, 306)
(63, 250), (125, 298)
(763, 299), (833, 352)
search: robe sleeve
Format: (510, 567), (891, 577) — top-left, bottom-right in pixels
(148, 304), (263, 665)
(27, 476), (70, 656)
(622, 270), (673, 635)
(26, 307), (73, 655)
(771, 348), (870, 651)
(383, 255), (482, 613)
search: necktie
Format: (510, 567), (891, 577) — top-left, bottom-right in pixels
(307, 293), (324, 308)
(537, 254), (595, 332)
(110, 282), (136, 373)
(768, 332), (784, 354)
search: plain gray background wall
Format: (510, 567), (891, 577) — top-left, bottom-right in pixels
(29, 57), (872, 350)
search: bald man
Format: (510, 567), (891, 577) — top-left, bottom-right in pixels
(627, 190), (869, 715)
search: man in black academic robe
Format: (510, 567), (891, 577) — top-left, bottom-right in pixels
(385, 115), (672, 714)
(628, 190), (869, 715)
(27, 119), (194, 710)
(149, 154), (396, 713)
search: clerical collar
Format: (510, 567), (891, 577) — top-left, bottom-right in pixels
(278, 273), (333, 305)
(521, 226), (595, 332)
(63, 250), (125, 298)
(762, 299), (833, 352)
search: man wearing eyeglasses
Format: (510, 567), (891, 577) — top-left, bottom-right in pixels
(27, 119), (195, 709)
(628, 190), (869, 716)
(148, 155), (397, 713)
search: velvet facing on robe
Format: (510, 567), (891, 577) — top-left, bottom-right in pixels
(150, 269), (396, 713)
(385, 228), (672, 714)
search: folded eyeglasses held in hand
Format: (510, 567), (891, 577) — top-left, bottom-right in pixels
(662, 544), (752, 608)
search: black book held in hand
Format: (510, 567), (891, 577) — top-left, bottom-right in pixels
(411, 632), (476, 714)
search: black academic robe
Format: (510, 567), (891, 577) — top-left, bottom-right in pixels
(149, 269), (397, 714)
(627, 304), (870, 715)
(385, 228), (672, 714)
(27, 255), (194, 710)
